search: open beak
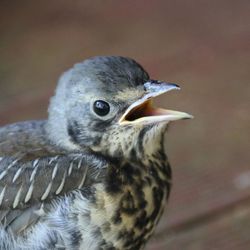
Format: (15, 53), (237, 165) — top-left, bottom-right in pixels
(119, 80), (193, 125)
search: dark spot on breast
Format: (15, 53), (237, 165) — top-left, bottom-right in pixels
(122, 230), (136, 247)
(123, 230), (148, 250)
(119, 163), (140, 184)
(102, 222), (111, 233)
(131, 235), (147, 250)
(164, 161), (172, 179)
(149, 165), (161, 184)
(112, 209), (122, 225)
(135, 210), (149, 229)
(120, 191), (138, 214)
(145, 176), (152, 186)
(105, 167), (122, 194)
(150, 187), (164, 221)
(134, 183), (147, 209)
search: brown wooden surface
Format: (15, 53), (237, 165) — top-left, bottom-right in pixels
(1, 1), (250, 249)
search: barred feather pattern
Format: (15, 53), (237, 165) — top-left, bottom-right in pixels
(0, 153), (107, 249)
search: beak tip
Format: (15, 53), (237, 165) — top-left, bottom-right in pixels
(171, 83), (181, 89)
(182, 113), (194, 120)
(185, 114), (194, 120)
(186, 113), (194, 118)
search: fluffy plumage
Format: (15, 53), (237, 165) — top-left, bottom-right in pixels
(0, 56), (191, 249)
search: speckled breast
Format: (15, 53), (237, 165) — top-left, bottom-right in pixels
(85, 155), (171, 250)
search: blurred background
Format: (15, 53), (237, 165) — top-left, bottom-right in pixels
(0, 0), (250, 249)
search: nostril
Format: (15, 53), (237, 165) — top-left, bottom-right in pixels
(150, 80), (161, 84)
(150, 80), (180, 89)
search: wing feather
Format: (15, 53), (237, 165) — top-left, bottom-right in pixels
(0, 153), (107, 234)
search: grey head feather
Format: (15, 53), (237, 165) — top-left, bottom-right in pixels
(46, 56), (150, 155)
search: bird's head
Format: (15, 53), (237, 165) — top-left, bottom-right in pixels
(47, 56), (192, 159)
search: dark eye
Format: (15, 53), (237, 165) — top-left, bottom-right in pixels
(93, 100), (110, 116)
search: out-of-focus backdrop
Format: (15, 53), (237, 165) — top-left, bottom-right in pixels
(1, 1), (250, 249)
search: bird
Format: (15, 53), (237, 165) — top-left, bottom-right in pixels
(0, 56), (192, 250)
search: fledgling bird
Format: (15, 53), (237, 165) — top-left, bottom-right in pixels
(0, 56), (192, 250)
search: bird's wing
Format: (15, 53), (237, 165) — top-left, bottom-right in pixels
(0, 153), (107, 234)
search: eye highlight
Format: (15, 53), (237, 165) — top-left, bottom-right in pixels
(93, 100), (110, 116)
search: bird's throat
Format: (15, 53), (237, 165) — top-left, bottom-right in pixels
(95, 123), (167, 166)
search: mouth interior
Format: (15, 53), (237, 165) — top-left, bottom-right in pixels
(125, 100), (162, 121)
(120, 90), (193, 124)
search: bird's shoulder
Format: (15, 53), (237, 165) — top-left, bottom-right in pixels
(0, 120), (57, 159)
